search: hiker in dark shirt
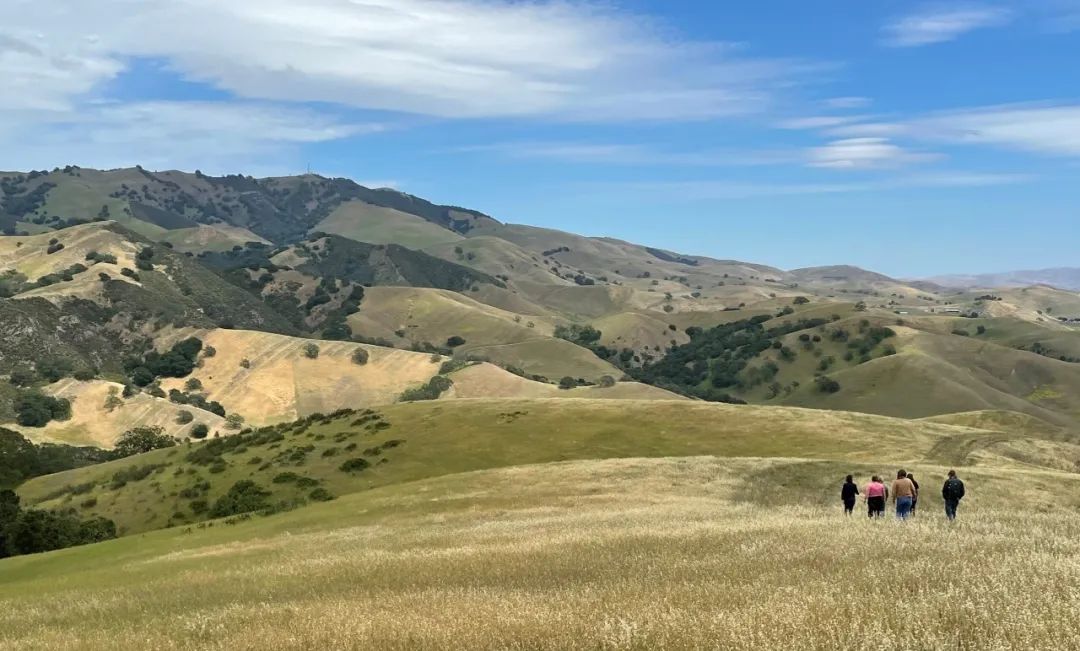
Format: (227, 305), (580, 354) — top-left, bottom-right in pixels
(942, 470), (966, 521)
(841, 475), (859, 515)
(908, 473), (920, 515)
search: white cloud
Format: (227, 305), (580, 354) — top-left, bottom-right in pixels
(1, 0), (805, 122)
(807, 138), (941, 169)
(0, 101), (379, 174)
(824, 96), (871, 109)
(883, 5), (1013, 47)
(607, 172), (1030, 200)
(915, 103), (1080, 156)
(457, 142), (801, 166)
(827, 103), (1080, 157)
(778, 115), (868, 130)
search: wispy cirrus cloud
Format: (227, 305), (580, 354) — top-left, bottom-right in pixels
(823, 96), (872, 110)
(0, 101), (380, 174)
(2, 0), (813, 123)
(455, 141), (801, 166)
(601, 172), (1031, 200)
(827, 102), (1080, 157)
(777, 115), (870, 130)
(882, 4), (1014, 47)
(808, 137), (942, 169)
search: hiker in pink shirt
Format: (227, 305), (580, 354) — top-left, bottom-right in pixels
(864, 476), (887, 518)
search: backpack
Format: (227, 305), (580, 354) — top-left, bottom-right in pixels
(943, 477), (964, 501)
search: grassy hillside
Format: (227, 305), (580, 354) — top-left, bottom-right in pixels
(344, 287), (622, 380)
(156, 329), (445, 426)
(18, 397), (1054, 535)
(347, 286), (556, 345)
(7, 412), (1080, 648)
(17, 379), (225, 448)
(316, 201), (465, 249)
(0, 167), (498, 246)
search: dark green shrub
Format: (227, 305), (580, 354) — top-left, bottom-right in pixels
(339, 458), (371, 473)
(400, 376), (453, 401)
(309, 488), (334, 502)
(209, 480), (270, 518)
(815, 376), (841, 394)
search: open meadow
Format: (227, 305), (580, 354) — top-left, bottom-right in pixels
(4, 401), (1080, 650)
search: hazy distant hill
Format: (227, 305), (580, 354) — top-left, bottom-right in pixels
(929, 268), (1080, 291)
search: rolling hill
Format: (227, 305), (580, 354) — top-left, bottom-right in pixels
(3, 166), (1080, 649)
(8, 396), (1080, 649)
(930, 267), (1080, 291)
(2, 164), (1079, 446)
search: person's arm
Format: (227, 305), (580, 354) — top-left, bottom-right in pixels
(958, 481), (965, 500)
(942, 481), (948, 500)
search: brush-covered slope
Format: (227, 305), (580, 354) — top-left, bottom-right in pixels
(775, 325), (1080, 425)
(0, 167), (498, 247)
(344, 287), (621, 380)
(16, 398), (1016, 535)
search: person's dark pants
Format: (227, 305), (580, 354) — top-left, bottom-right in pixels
(843, 498), (856, 515)
(867, 496), (885, 518)
(911, 498), (918, 515)
(945, 499), (960, 521)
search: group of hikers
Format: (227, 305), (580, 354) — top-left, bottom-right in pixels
(840, 470), (966, 520)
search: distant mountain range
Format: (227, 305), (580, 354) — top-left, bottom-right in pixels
(928, 269), (1080, 291)
(2, 165), (1080, 446)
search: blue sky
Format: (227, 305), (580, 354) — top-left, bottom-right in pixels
(1, 1), (1078, 276)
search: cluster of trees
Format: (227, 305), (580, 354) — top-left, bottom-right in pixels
(14, 391), (71, 427)
(0, 490), (116, 559)
(8, 357), (95, 388)
(125, 337), (203, 386)
(629, 316), (832, 402)
(400, 376), (453, 401)
(553, 324), (602, 347)
(167, 388), (225, 417)
(0, 428), (111, 489)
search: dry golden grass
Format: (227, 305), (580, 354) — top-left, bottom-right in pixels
(3, 457), (1080, 650)
(158, 329), (443, 425)
(18, 379), (225, 447)
(445, 364), (682, 400)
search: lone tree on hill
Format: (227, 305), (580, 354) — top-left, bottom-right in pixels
(113, 426), (176, 458)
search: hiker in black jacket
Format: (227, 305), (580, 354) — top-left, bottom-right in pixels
(908, 473), (920, 516)
(942, 470), (966, 521)
(841, 475), (859, 515)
